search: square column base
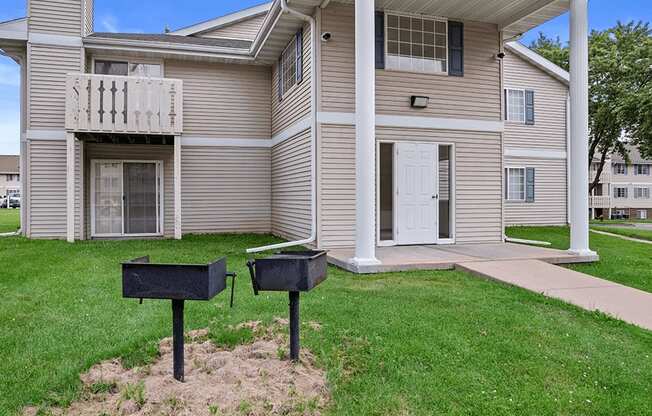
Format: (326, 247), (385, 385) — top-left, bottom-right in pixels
(567, 248), (598, 258)
(349, 257), (382, 267)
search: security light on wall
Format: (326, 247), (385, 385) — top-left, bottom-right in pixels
(410, 96), (429, 109)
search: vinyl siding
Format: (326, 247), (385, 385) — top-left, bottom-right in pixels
(272, 129), (311, 241)
(181, 146), (271, 234)
(84, 144), (175, 238)
(503, 50), (568, 150)
(198, 14), (267, 41)
(28, 44), (82, 129)
(319, 125), (503, 248)
(27, 140), (67, 238)
(165, 61), (271, 139)
(271, 22), (312, 136)
(320, 3), (501, 121)
(503, 50), (569, 226)
(504, 157), (567, 226)
(83, 0), (94, 35)
(29, 0), (82, 36)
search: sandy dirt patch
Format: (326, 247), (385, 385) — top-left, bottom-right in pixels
(24, 324), (329, 416)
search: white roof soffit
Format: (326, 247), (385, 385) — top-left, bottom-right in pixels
(171, 2), (272, 36)
(329, 0), (568, 39)
(0, 17), (28, 41)
(251, 0), (321, 64)
(506, 41), (569, 85)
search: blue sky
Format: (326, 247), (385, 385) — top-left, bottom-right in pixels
(1, 0), (650, 154)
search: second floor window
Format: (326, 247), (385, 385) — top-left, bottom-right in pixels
(385, 13), (448, 74)
(634, 187), (650, 199)
(614, 187), (628, 198)
(614, 163), (627, 175)
(277, 30), (304, 100)
(95, 60), (162, 78)
(506, 89), (525, 123)
(634, 164), (650, 176)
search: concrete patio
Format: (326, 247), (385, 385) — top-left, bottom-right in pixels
(328, 243), (599, 274)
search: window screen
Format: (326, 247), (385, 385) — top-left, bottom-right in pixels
(386, 13), (447, 74)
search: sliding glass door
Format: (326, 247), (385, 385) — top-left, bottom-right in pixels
(92, 160), (163, 237)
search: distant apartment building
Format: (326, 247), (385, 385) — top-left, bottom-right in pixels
(0, 155), (21, 198)
(589, 145), (652, 220)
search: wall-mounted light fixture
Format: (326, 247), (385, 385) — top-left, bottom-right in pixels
(410, 95), (429, 109)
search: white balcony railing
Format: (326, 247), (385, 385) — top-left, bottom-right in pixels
(589, 195), (611, 208)
(66, 74), (183, 135)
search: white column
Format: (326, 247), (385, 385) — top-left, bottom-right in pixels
(66, 132), (75, 243)
(568, 0), (595, 256)
(174, 135), (182, 240)
(352, 0), (380, 266)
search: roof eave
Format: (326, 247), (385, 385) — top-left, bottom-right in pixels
(505, 41), (569, 86)
(171, 2), (272, 36)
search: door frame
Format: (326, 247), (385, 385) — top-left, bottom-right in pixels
(376, 140), (456, 246)
(90, 159), (165, 238)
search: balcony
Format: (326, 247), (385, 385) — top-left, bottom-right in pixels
(65, 74), (183, 136)
(589, 195), (611, 209)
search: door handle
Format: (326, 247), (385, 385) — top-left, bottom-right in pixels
(432, 195), (438, 200)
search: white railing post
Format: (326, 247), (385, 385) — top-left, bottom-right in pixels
(569, 0), (596, 256)
(352, 0), (380, 267)
(66, 132), (75, 243)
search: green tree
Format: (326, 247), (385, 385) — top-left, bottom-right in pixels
(530, 22), (652, 193)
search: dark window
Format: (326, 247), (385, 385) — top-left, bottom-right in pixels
(94, 60), (128, 76)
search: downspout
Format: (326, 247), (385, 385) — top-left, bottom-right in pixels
(247, 0), (318, 254)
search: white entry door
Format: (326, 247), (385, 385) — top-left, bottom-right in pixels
(395, 142), (438, 245)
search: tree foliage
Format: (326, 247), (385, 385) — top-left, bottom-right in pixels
(530, 22), (652, 192)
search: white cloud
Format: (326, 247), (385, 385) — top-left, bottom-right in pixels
(98, 14), (143, 33)
(100, 14), (119, 33)
(0, 60), (20, 88)
(0, 118), (20, 155)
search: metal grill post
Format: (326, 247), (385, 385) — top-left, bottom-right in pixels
(289, 291), (300, 361)
(172, 299), (185, 382)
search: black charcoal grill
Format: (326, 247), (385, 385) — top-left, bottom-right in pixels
(122, 256), (236, 381)
(247, 250), (328, 361)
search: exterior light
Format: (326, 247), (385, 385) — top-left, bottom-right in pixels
(410, 95), (429, 109)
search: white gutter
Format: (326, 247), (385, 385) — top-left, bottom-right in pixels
(247, 0), (318, 254)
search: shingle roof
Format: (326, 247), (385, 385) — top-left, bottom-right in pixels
(611, 144), (651, 164)
(0, 155), (18, 173)
(87, 33), (252, 50)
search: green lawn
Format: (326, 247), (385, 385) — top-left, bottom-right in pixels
(507, 226), (652, 293)
(0, 209), (20, 233)
(1, 234), (651, 415)
(591, 225), (652, 242)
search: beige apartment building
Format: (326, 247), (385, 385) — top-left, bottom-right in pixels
(0, 0), (597, 270)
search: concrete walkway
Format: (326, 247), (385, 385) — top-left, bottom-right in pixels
(590, 229), (652, 245)
(457, 259), (652, 331)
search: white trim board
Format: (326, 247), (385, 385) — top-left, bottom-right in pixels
(181, 137), (272, 148)
(271, 116), (312, 147)
(504, 147), (567, 159)
(26, 130), (66, 140)
(29, 33), (83, 47)
(505, 42), (569, 86)
(171, 3), (271, 36)
(317, 112), (505, 133)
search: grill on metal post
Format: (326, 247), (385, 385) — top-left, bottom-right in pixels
(122, 256), (237, 381)
(247, 251), (328, 361)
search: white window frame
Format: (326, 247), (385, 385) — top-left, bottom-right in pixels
(634, 186), (650, 199)
(384, 11), (449, 75)
(279, 36), (298, 98)
(634, 164), (650, 176)
(638, 210), (648, 220)
(505, 88), (526, 123)
(90, 159), (164, 238)
(614, 163), (627, 175)
(375, 140), (456, 246)
(91, 56), (165, 78)
(614, 186), (628, 199)
(505, 166), (526, 202)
